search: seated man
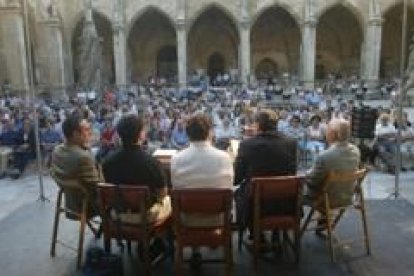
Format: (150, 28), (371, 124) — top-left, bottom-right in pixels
(171, 113), (233, 267)
(102, 114), (171, 224)
(305, 119), (360, 213)
(50, 114), (102, 219)
(234, 109), (297, 244)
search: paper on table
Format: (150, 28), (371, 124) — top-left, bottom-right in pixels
(230, 139), (240, 155)
(153, 149), (177, 157)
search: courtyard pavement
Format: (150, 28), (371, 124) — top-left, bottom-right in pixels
(0, 169), (413, 276)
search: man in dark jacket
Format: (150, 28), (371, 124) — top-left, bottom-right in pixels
(102, 114), (171, 224)
(234, 109), (297, 241)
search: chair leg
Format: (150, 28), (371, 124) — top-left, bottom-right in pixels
(300, 208), (315, 237)
(324, 201), (335, 263)
(294, 228), (301, 264)
(142, 238), (151, 276)
(175, 243), (183, 276)
(359, 192), (371, 255)
(238, 229), (243, 252)
(226, 236), (233, 276)
(50, 190), (63, 257)
(77, 201), (87, 269)
(253, 225), (259, 269)
(332, 209), (346, 230)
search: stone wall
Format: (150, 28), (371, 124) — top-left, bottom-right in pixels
(2, 0), (414, 92)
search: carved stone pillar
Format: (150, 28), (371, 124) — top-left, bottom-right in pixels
(364, 18), (382, 85)
(113, 0), (127, 87)
(40, 17), (66, 98)
(239, 20), (251, 88)
(0, 4), (29, 92)
(301, 19), (316, 89)
(176, 20), (187, 89)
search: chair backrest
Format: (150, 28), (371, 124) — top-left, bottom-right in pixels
(97, 183), (150, 226)
(171, 188), (232, 228)
(50, 169), (87, 195)
(323, 168), (367, 208)
(251, 176), (304, 216)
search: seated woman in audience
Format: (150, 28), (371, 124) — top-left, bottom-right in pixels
(170, 119), (189, 149)
(395, 112), (414, 171)
(40, 119), (62, 168)
(374, 113), (397, 173)
(305, 114), (326, 160)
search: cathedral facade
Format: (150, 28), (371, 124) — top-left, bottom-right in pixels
(0, 0), (413, 95)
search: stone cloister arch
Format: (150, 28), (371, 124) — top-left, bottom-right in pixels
(380, 3), (414, 79)
(128, 8), (176, 83)
(72, 11), (114, 86)
(250, 6), (301, 80)
(188, 6), (239, 80)
(316, 5), (363, 79)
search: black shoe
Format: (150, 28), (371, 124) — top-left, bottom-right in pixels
(190, 251), (202, 271)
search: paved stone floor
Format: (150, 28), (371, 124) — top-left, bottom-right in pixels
(0, 169), (414, 276)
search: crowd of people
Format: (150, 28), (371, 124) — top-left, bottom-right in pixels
(0, 76), (407, 179)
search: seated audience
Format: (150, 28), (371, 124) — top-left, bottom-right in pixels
(374, 113), (397, 173)
(170, 119), (189, 149)
(50, 114), (102, 218)
(305, 115), (326, 160)
(11, 119), (36, 178)
(395, 112), (414, 171)
(41, 120), (62, 168)
(102, 114), (171, 224)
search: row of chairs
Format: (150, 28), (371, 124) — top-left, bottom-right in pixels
(50, 168), (370, 274)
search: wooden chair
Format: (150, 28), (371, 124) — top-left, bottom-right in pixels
(171, 188), (233, 275)
(97, 183), (172, 275)
(250, 176), (303, 267)
(50, 175), (100, 269)
(300, 168), (370, 262)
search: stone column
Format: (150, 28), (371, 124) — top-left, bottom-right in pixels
(176, 19), (187, 90)
(0, 4), (29, 92)
(113, 0), (127, 87)
(113, 23), (127, 87)
(239, 21), (251, 88)
(40, 18), (66, 98)
(364, 17), (382, 86)
(301, 19), (317, 89)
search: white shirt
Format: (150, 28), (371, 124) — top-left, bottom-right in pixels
(171, 141), (234, 189)
(375, 124), (397, 137)
(215, 125), (235, 139)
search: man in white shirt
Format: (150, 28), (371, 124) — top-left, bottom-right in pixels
(171, 113), (233, 189)
(171, 113), (233, 268)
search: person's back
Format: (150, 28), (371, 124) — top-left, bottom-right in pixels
(102, 114), (170, 223)
(103, 145), (165, 203)
(234, 110), (297, 185)
(172, 141), (233, 189)
(171, 114), (233, 189)
(170, 113), (233, 265)
(306, 119), (360, 202)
